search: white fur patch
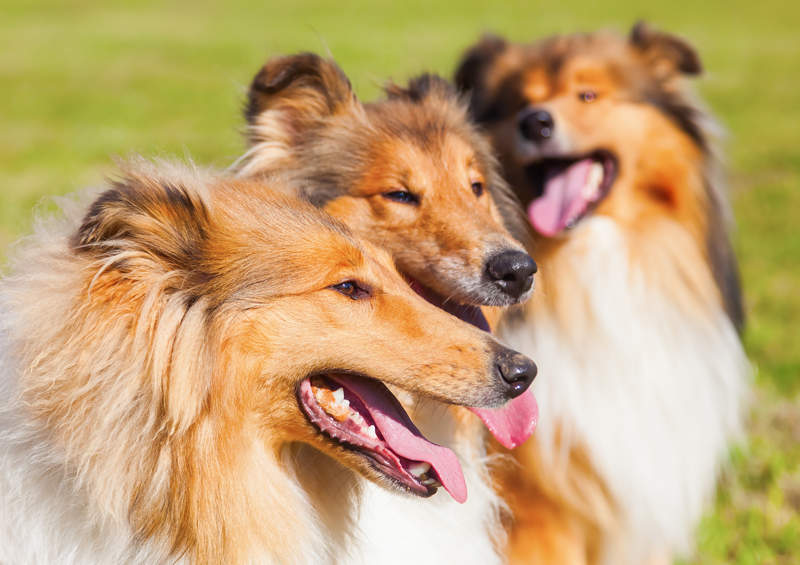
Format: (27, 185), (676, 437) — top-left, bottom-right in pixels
(0, 341), (169, 564)
(500, 218), (749, 563)
(346, 403), (505, 565)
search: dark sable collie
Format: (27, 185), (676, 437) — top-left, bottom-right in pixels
(235, 54), (539, 563)
(456, 22), (749, 565)
(0, 161), (535, 564)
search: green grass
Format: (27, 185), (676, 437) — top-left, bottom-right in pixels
(1, 1), (798, 562)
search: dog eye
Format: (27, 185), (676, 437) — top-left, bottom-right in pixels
(471, 181), (484, 197)
(578, 90), (598, 103)
(382, 190), (419, 205)
(330, 280), (371, 300)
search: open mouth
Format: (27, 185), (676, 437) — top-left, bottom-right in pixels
(297, 278), (538, 504)
(298, 373), (467, 502)
(524, 150), (617, 237)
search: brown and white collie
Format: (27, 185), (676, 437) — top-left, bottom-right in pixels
(455, 22), (749, 565)
(235, 53), (539, 564)
(0, 160), (537, 564)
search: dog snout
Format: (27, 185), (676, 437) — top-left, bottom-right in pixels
(519, 108), (554, 143)
(494, 348), (537, 398)
(485, 250), (537, 300)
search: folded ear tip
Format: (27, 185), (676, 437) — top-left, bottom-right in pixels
(250, 52), (325, 94)
(244, 52), (354, 126)
(630, 20), (647, 39)
(629, 23), (703, 77)
(478, 32), (507, 48)
(455, 32), (508, 91)
(73, 165), (210, 275)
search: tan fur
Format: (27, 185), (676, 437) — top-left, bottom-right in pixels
(0, 160), (522, 564)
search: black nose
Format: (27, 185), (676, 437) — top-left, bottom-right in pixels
(485, 250), (537, 300)
(519, 108), (555, 143)
(495, 349), (537, 398)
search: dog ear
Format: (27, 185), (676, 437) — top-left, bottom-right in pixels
(245, 53), (357, 140)
(73, 165), (217, 440)
(454, 34), (508, 119)
(630, 21), (702, 76)
(454, 34), (508, 93)
(73, 164), (211, 275)
(384, 73), (457, 102)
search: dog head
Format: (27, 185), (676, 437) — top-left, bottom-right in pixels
(455, 22), (708, 235)
(240, 53), (535, 308)
(9, 162), (537, 560)
(455, 23), (742, 328)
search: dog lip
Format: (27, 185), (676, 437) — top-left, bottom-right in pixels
(405, 277), (491, 330)
(521, 148), (617, 171)
(296, 373), (467, 502)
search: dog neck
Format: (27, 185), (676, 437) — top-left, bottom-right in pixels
(500, 216), (748, 561)
(347, 403), (506, 565)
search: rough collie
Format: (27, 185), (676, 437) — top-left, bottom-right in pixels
(0, 160), (537, 564)
(455, 22), (749, 564)
(236, 53), (539, 563)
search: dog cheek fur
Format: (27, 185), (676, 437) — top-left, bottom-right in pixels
(0, 171), (366, 564)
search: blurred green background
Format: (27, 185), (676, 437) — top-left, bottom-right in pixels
(1, 1), (797, 562)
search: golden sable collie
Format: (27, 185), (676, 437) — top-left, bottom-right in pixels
(236, 54), (539, 563)
(455, 22), (749, 565)
(0, 160), (537, 564)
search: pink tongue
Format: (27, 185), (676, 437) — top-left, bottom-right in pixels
(469, 390), (538, 449)
(332, 374), (468, 503)
(528, 158), (594, 237)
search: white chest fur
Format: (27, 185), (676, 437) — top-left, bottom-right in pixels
(0, 359), (161, 564)
(347, 403), (504, 565)
(499, 218), (749, 562)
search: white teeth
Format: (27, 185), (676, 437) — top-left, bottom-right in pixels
(350, 411), (365, 427)
(421, 477), (441, 487)
(313, 384), (379, 440)
(314, 386), (352, 422)
(408, 462), (431, 477)
(331, 387), (349, 410)
(581, 162), (604, 200)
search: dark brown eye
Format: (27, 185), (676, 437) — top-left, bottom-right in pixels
(471, 181), (484, 197)
(578, 90), (598, 103)
(382, 190), (419, 205)
(330, 280), (371, 300)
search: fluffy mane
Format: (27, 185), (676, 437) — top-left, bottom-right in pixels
(0, 162), (348, 564)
